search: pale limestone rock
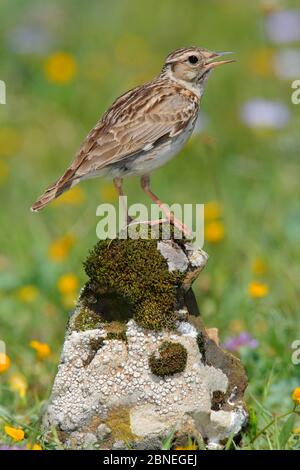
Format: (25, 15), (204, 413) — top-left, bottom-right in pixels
(157, 241), (189, 272)
(43, 319), (247, 448)
(43, 236), (247, 449)
(96, 424), (112, 441)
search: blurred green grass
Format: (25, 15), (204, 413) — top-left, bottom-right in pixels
(0, 0), (300, 450)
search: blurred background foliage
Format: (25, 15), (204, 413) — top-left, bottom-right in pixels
(0, 0), (300, 449)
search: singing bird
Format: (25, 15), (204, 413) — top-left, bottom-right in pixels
(31, 47), (234, 231)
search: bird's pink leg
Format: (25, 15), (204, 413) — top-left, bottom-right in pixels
(113, 177), (133, 225)
(140, 175), (192, 237)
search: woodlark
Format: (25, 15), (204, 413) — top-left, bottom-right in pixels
(31, 47), (234, 231)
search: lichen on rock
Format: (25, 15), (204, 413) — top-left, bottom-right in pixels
(149, 341), (188, 377)
(106, 406), (137, 443)
(43, 230), (248, 449)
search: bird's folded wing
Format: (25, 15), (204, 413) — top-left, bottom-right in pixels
(65, 86), (198, 180)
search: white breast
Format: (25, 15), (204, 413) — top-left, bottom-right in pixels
(125, 119), (196, 176)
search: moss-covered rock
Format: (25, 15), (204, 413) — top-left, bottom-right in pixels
(43, 233), (249, 449)
(149, 341), (188, 377)
(81, 234), (186, 331)
(72, 306), (103, 332)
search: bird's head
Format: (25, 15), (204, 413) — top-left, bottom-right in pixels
(162, 47), (235, 93)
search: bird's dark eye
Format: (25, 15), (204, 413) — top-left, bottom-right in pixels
(188, 55), (199, 64)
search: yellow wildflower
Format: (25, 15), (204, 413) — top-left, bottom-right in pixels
(175, 443), (198, 450)
(204, 201), (222, 221)
(17, 285), (38, 303)
(293, 428), (300, 434)
(61, 292), (77, 309)
(4, 425), (24, 441)
(100, 183), (117, 203)
(260, 2), (280, 15)
(251, 258), (268, 275)
(53, 186), (85, 206)
(0, 353), (10, 373)
(292, 387), (300, 405)
(57, 273), (79, 295)
(0, 128), (22, 157)
(248, 281), (269, 298)
(48, 234), (75, 262)
(249, 48), (274, 78)
(204, 220), (225, 243)
(30, 340), (51, 360)
(44, 52), (77, 84)
(26, 443), (42, 450)
(9, 374), (27, 398)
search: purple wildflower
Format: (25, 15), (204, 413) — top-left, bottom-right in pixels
(265, 10), (300, 44)
(6, 27), (52, 56)
(0, 444), (26, 450)
(222, 332), (259, 352)
(240, 99), (290, 129)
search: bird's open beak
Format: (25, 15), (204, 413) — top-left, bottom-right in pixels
(205, 51), (235, 70)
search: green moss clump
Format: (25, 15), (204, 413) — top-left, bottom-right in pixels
(73, 306), (103, 332)
(81, 235), (185, 331)
(149, 341), (188, 377)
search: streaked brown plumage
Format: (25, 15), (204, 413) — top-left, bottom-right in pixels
(31, 46), (234, 227)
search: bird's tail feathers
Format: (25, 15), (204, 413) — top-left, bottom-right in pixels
(31, 170), (77, 212)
